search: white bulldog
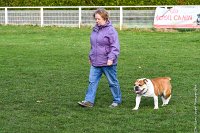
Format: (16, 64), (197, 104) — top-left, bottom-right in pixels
(132, 77), (172, 110)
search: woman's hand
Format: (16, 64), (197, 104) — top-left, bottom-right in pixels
(107, 60), (113, 66)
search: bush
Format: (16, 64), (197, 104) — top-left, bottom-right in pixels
(1, 0), (200, 6)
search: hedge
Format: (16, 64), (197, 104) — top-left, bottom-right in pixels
(0, 0), (200, 6)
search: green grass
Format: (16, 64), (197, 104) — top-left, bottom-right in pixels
(0, 26), (199, 133)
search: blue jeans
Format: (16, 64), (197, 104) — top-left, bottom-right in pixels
(84, 65), (121, 104)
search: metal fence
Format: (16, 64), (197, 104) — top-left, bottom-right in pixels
(0, 6), (171, 29)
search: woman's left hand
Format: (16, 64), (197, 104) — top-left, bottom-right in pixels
(107, 60), (113, 66)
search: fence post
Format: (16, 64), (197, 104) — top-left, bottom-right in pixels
(120, 6), (123, 30)
(79, 7), (81, 28)
(40, 7), (43, 27)
(5, 7), (8, 25)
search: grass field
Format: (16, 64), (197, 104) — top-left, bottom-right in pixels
(0, 26), (199, 133)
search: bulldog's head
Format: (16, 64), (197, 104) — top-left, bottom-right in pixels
(133, 78), (148, 95)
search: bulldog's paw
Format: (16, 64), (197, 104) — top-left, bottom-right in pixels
(154, 107), (159, 110)
(162, 103), (168, 106)
(132, 107), (138, 110)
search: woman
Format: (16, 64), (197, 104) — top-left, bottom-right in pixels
(78, 8), (121, 108)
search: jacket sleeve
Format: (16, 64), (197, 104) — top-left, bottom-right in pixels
(107, 28), (120, 61)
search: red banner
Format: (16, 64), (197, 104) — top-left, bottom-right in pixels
(154, 6), (200, 28)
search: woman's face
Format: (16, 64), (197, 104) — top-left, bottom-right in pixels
(95, 13), (106, 26)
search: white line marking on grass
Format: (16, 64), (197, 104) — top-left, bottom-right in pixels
(194, 84), (198, 133)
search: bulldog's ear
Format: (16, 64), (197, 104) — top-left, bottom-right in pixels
(143, 78), (148, 84)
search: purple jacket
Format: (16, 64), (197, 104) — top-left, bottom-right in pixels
(89, 21), (120, 67)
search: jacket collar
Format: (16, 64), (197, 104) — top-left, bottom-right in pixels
(93, 20), (112, 32)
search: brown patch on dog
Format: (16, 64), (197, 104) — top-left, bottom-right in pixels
(151, 77), (172, 98)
